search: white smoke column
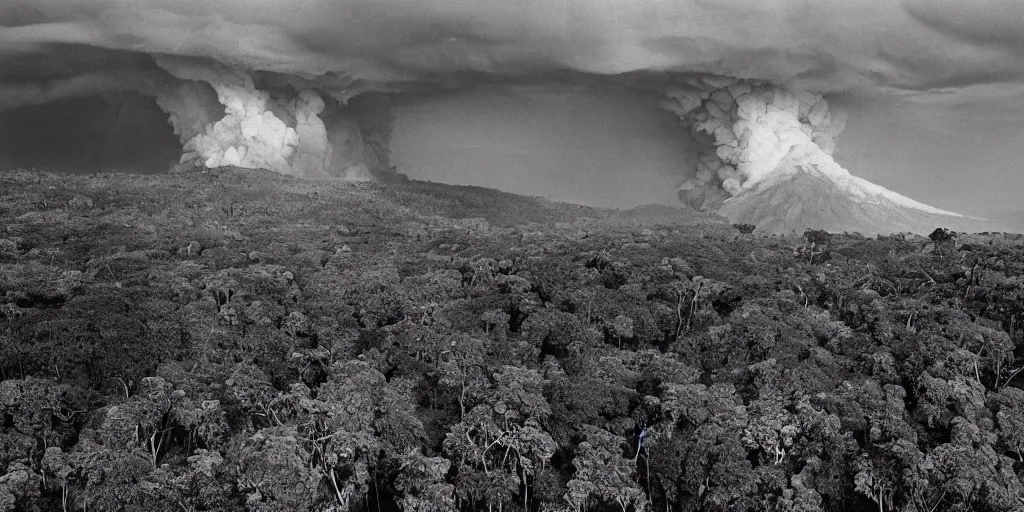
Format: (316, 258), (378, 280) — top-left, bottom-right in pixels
(667, 78), (848, 209)
(153, 57), (337, 177)
(665, 77), (960, 217)
(154, 81), (221, 145)
(285, 89), (334, 177)
(189, 78), (297, 173)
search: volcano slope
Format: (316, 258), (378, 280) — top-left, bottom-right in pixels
(1, 168), (1024, 512)
(717, 159), (995, 236)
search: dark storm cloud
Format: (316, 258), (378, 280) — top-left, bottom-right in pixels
(3, 0), (1024, 101)
(903, 0), (1024, 50)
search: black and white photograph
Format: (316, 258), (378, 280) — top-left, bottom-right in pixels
(1, 1), (1024, 510)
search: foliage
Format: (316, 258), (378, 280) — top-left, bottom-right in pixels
(1, 168), (1024, 511)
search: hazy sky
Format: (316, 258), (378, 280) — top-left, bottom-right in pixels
(2, 0), (1024, 217)
(834, 90), (1024, 218)
(392, 86), (692, 209)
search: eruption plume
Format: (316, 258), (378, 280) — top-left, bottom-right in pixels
(663, 78), (961, 224)
(667, 80), (847, 209)
(154, 57), (358, 178)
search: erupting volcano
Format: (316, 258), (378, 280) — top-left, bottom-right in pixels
(667, 79), (970, 234)
(2, 0), (1023, 233)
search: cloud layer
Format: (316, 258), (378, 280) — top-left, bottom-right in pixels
(3, 0), (1024, 97)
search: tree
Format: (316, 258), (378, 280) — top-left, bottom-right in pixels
(992, 387), (1024, 464)
(235, 427), (319, 511)
(443, 366), (556, 511)
(733, 224), (756, 235)
(801, 230), (833, 264)
(804, 230), (832, 247)
(0, 463), (41, 512)
(610, 315), (634, 348)
(928, 228), (956, 243)
(394, 454), (456, 512)
(564, 426), (647, 512)
(437, 334), (487, 418)
(0, 377), (85, 461)
(654, 382), (756, 510)
(824, 380), (922, 512)
(226, 364), (285, 429)
(908, 416), (1024, 511)
(295, 361), (386, 510)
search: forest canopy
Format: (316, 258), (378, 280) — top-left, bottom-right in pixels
(1, 168), (1023, 511)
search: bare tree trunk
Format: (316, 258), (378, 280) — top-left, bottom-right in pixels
(460, 380), (467, 419)
(522, 464), (528, 512)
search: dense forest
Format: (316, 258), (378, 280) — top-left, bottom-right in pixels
(1, 168), (1023, 511)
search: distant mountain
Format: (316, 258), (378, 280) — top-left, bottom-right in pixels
(717, 149), (1000, 235)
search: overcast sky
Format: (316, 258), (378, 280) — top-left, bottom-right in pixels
(392, 86), (692, 209)
(834, 88), (1024, 218)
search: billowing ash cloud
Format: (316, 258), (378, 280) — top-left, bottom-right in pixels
(2, 0), (1023, 219)
(661, 78), (847, 209)
(156, 57), (325, 177)
(657, 77), (963, 221)
(146, 55), (393, 179)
